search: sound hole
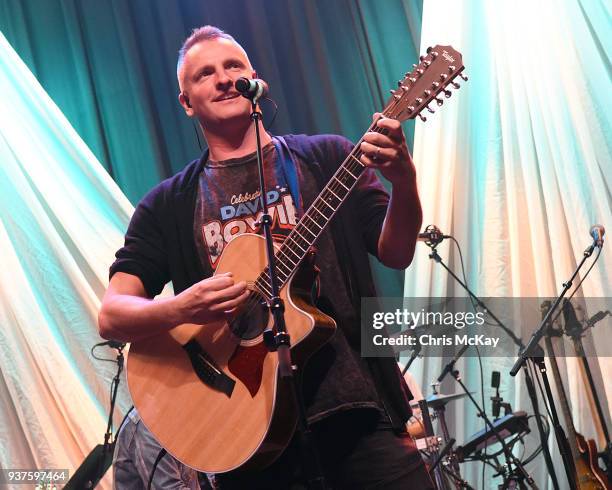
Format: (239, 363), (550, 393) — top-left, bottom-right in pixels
(228, 290), (269, 340)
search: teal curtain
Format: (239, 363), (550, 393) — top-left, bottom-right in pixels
(0, 0), (423, 297)
(0, 0), (422, 205)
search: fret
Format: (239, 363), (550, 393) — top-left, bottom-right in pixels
(332, 175), (350, 191)
(292, 227), (310, 244)
(325, 187), (342, 201)
(274, 257), (293, 276)
(318, 196), (336, 212)
(312, 204), (331, 221)
(304, 214), (323, 231)
(342, 165), (358, 180)
(281, 243), (302, 262)
(298, 223), (318, 239)
(348, 154), (364, 168)
(277, 247), (298, 267)
(256, 277), (272, 298)
(287, 236), (307, 253)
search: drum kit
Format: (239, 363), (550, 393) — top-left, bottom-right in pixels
(409, 387), (532, 490)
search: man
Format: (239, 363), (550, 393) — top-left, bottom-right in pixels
(100, 26), (431, 489)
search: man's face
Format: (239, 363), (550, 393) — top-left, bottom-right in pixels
(178, 38), (255, 129)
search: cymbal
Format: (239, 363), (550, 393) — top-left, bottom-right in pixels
(410, 392), (473, 409)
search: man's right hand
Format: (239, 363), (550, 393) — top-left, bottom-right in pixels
(98, 271), (249, 342)
(173, 272), (250, 324)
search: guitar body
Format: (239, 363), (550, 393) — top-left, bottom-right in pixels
(575, 434), (610, 489)
(127, 234), (336, 473)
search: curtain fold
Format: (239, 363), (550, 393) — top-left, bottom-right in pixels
(0, 30), (134, 487)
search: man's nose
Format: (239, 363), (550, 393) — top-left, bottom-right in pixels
(216, 70), (233, 88)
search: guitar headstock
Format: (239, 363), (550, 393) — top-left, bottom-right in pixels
(384, 45), (466, 122)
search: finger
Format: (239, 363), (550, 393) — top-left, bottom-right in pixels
(375, 117), (404, 142)
(210, 289), (251, 312)
(362, 131), (399, 148)
(360, 141), (398, 162)
(208, 281), (248, 303)
(200, 275), (236, 291)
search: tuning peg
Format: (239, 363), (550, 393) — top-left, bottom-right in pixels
(444, 89), (452, 98)
(451, 81), (460, 89)
(424, 89), (431, 96)
(409, 77), (417, 83)
(439, 73), (448, 81)
(419, 55), (426, 62)
(417, 68), (424, 75)
(449, 66), (456, 72)
(426, 46), (433, 54)
(426, 105), (435, 114)
(397, 80), (403, 87)
(459, 72), (468, 81)
(432, 81), (440, 89)
(412, 63), (418, 69)
(417, 113), (427, 122)
(434, 97), (444, 106)
(423, 60), (431, 67)
(415, 97), (423, 104)
(400, 85), (409, 92)
(407, 106), (415, 113)
(393, 94), (401, 100)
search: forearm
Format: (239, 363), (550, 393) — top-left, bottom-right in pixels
(98, 294), (179, 343)
(378, 178), (423, 269)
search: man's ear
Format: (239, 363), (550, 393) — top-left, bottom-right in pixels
(178, 92), (193, 115)
(252, 70), (258, 79)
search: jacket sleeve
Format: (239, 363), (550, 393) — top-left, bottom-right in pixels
(109, 186), (170, 298)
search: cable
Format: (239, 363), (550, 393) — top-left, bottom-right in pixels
(448, 235), (489, 486)
(261, 96), (279, 130)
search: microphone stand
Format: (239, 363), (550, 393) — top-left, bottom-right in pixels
(509, 241), (600, 489)
(248, 98), (327, 490)
(424, 240), (540, 489)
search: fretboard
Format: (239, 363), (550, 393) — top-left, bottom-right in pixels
(253, 124), (386, 299)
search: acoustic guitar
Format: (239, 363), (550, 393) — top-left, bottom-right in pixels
(127, 45), (466, 473)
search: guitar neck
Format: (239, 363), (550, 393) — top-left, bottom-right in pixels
(253, 123), (384, 298)
(249, 44), (466, 299)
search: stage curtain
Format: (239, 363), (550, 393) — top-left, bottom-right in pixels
(0, 31), (135, 488)
(404, 0), (611, 487)
(0, 0), (423, 483)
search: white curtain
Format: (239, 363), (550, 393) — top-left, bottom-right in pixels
(0, 31), (134, 488)
(404, 0), (611, 487)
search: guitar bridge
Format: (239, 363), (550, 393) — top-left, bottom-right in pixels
(183, 339), (235, 397)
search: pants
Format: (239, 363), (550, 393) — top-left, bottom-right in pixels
(113, 409), (202, 490)
(216, 409), (434, 489)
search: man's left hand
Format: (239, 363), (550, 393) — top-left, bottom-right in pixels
(360, 113), (416, 186)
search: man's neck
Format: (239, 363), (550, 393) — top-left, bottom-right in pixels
(204, 120), (272, 162)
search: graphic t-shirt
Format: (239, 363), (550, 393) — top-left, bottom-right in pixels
(194, 142), (298, 270)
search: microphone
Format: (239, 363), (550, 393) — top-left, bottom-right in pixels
(417, 225), (450, 245)
(94, 340), (126, 349)
(436, 344), (469, 383)
(234, 77), (269, 102)
(590, 224), (605, 247)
